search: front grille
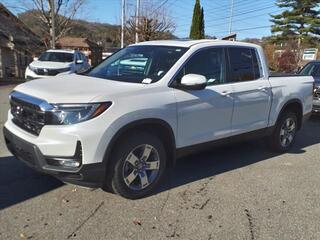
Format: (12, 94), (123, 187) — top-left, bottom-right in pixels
(34, 68), (60, 76)
(10, 95), (46, 136)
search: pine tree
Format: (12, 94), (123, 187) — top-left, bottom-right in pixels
(189, 0), (205, 39)
(271, 0), (320, 45)
(200, 7), (205, 38)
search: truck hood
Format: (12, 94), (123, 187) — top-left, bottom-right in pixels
(14, 74), (146, 103)
(30, 60), (72, 69)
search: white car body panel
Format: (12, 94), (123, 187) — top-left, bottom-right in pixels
(5, 40), (314, 168)
(174, 83), (234, 147)
(230, 79), (272, 135)
(268, 76), (314, 126)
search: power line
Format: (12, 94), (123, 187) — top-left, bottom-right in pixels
(149, 0), (171, 16)
(205, 0), (268, 15)
(205, 4), (276, 24)
(214, 25), (271, 34)
(176, 4), (275, 29)
(172, 0), (259, 20)
(173, 2), (276, 22)
(206, 10), (281, 29)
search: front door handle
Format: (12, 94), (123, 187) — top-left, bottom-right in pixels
(258, 86), (268, 91)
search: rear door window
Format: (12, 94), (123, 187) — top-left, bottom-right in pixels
(227, 47), (261, 82)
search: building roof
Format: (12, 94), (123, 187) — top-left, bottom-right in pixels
(57, 37), (101, 49)
(0, 3), (43, 51)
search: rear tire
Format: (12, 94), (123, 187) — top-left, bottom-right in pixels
(106, 131), (167, 199)
(268, 111), (298, 152)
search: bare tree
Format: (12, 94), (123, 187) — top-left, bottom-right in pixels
(12, 0), (86, 47)
(125, 1), (175, 44)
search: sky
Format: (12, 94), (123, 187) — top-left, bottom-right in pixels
(4, 0), (280, 40)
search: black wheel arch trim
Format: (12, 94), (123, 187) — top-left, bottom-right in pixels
(276, 98), (303, 129)
(103, 118), (177, 168)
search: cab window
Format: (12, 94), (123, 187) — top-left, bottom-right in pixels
(176, 48), (226, 86)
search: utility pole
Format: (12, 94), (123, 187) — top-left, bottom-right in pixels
(50, 0), (56, 49)
(121, 0), (126, 48)
(135, 0), (140, 43)
(228, 0), (234, 34)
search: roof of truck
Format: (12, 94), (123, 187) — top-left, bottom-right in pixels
(133, 39), (259, 48)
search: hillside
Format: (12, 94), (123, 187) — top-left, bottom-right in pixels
(18, 10), (120, 49)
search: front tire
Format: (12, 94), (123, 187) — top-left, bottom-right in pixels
(107, 131), (167, 199)
(268, 111), (298, 152)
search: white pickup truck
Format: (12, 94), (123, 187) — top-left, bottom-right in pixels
(4, 40), (314, 199)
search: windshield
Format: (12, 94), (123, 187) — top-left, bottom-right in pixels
(88, 46), (188, 83)
(38, 52), (74, 62)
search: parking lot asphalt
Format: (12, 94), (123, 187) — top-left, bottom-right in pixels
(0, 84), (320, 240)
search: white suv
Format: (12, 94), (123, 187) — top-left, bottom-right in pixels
(25, 49), (90, 80)
(4, 40), (313, 199)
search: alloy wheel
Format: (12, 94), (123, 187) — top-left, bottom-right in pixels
(279, 117), (296, 147)
(122, 144), (160, 191)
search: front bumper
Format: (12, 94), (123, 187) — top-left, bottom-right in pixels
(3, 127), (105, 188)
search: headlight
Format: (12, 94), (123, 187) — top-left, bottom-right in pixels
(29, 65), (36, 72)
(46, 102), (112, 125)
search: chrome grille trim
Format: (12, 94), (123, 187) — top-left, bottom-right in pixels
(9, 91), (53, 136)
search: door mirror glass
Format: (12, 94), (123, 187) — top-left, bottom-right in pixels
(76, 59), (84, 64)
(179, 74), (207, 90)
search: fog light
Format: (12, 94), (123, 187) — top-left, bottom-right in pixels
(45, 141), (82, 168)
(59, 160), (81, 168)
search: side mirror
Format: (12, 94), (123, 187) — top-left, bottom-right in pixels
(76, 59), (84, 64)
(179, 74), (207, 90)
(33, 57), (38, 61)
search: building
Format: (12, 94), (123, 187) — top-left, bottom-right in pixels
(0, 3), (43, 81)
(102, 47), (120, 59)
(221, 33), (237, 41)
(57, 37), (103, 66)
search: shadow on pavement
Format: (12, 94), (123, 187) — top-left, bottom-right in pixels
(0, 117), (319, 206)
(0, 156), (63, 210)
(159, 116), (320, 193)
